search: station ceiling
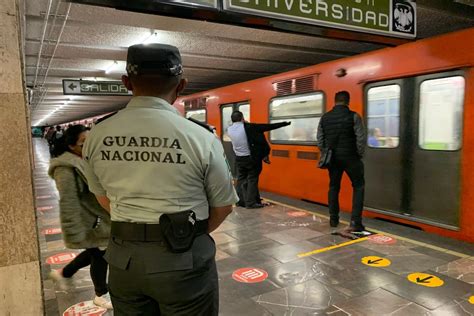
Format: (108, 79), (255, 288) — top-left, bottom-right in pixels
(23, 0), (474, 126)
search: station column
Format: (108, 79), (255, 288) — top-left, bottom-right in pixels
(0, 0), (43, 314)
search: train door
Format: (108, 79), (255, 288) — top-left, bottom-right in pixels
(221, 102), (250, 176)
(364, 71), (465, 229)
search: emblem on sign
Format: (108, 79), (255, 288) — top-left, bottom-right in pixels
(392, 0), (416, 35)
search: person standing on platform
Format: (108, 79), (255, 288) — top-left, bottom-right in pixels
(227, 110), (290, 209)
(82, 43), (238, 315)
(317, 91), (366, 232)
(48, 124), (112, 309)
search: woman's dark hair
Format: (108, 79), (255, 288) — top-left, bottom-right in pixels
(51, 124), (88, 157)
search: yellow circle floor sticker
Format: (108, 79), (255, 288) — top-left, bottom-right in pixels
(361, 256), (391, 267)
(469, 296), (474, 304)
(407, 273), (444, 287)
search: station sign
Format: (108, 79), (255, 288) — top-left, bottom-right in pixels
(223, 0), (416, 38)
(62, 79), (132, 96)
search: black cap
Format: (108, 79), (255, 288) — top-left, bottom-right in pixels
(126, 44), (183, 76)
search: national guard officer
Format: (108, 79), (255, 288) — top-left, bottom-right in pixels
(82, 43), (238, 315)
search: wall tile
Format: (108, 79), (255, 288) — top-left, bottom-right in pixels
(0, 3), (24, 95)
(0, 261), (43, 315)
(0, 93), (38, 267)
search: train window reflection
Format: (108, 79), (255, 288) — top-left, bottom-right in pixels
(222, 106), (234, 142)
(222, 102), (250, 142)
(419, 76), (464, 151)
(367, 85), (400, 148)
(269, 92), (324, 144)
(270, 118), (320, 143)
(185, 109), (206, 123)
(270, 92), (323, 117)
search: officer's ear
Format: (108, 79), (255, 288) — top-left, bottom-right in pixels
(176, 78), (188, 95)
(122, 75), (133, 91)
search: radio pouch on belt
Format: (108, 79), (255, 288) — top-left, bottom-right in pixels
(159, 210), (196, 253)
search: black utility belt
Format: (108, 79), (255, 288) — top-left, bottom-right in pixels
(111, 211), (208, 253)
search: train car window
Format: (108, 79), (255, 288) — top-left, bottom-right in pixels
(221, 102), (250, 142)
(185, 109), (206, 123)
(269, 92), (324, 144)
(367, 85), (400, 148)
(419, 76), (465, 151)
(239, 103), (250, 122)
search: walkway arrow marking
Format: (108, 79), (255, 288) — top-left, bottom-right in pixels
(361, 256), (391, 267)
(407, 273), (444, 287)
(416, 276), (433, 284)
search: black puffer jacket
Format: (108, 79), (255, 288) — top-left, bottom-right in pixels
(317, 104), (366, 160)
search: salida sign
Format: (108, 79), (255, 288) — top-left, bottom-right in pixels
(63, 79), (132, 96)
(224, 0), (416, 38)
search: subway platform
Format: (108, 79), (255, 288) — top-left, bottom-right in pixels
(33, 139), (474, 315)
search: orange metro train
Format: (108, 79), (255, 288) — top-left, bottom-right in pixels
(177, 28), (474, 243)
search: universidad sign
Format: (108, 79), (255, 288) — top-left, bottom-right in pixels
(223, 0), (416, 38)
(62, 79), (132, 96)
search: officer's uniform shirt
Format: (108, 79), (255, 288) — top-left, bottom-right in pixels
(82, 96), (238, 223)
(227, 122), (251, 157)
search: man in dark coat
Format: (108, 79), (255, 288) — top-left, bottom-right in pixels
(317, 91), (366, 232)
(227, 110), (291, 208)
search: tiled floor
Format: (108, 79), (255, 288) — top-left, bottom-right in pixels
(33, 139), (474, 315)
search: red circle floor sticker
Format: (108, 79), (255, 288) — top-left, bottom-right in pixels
(368, 234), (397, 245)
(63, 301), (107, 316)
(46, 252), (77, 265)
(232, 268), (268, 283)
(287, 211), (308, 217)
(37, 205), (54, 212)
(42, 228), (62, 235)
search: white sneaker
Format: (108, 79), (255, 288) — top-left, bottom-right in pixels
(48, 269), (72, 291)
(93, 294), (113, 310)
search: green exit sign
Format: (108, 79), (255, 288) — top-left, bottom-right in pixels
(224, 0), (416, 38)
(62, 79), (132, 96)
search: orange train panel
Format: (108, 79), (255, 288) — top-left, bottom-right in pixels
(177, 28), (474, 242)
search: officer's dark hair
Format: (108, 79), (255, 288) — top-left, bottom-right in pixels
(231, 111), (244, 123)
(129, 73), (181, 94)
(335, 91), (350, 105)
(55, 125), (61, 131)
(52, 124), (88, 157)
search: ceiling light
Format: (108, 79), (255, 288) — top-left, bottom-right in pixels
(142, 31), (160, 45)
(105, 61), (119, 74)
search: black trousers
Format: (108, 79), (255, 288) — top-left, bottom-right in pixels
(235, 156), (262, 207)
(106, 234), (218, 316)
(328, 158), (365, 226)
(62, 248), (108, 296)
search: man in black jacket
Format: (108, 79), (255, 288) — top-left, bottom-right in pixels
(228, 111), (290, 209)
(317, 91), (366, 232)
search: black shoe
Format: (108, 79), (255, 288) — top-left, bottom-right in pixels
(236, 201), (246, 207)
(348, 224), (365, 233)
(329, 218), (339, 228)
(246, 203), (265, 209)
